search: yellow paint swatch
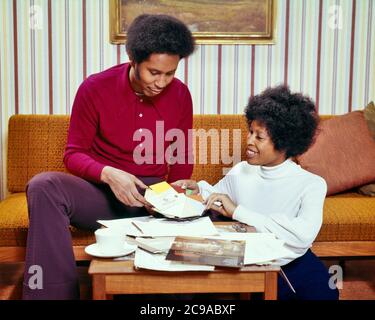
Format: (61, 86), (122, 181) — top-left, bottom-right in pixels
(149, 181), (172, 194)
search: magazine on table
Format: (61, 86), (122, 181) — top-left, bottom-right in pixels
(165, 236), (245, 268)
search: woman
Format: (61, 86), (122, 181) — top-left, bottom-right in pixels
(173, 85), (339, 300)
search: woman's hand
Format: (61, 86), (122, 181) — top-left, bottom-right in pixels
(204, 193), (237, 218)
(100, 166), (149, 207)
(171, 179), (199, 195)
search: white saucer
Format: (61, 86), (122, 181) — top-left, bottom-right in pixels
(85, 243), (136, 258)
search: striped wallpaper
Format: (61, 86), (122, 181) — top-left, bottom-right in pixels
(0, 0), (374, 199)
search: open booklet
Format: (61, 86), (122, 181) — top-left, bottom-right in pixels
(165, 236), (246, 268)
(145, 182), (206, 220)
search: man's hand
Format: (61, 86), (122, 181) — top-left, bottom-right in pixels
(204, 193), (237, 218)
(100, 166), (149, 207)
(171, 179), (199, 195)
(144, 204), (159, 216)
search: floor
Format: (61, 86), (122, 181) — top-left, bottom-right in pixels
(325, 258), (375, 300)
(1, 258), (374, 300)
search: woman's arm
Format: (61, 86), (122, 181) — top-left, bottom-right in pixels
(233, 178), (327, 250)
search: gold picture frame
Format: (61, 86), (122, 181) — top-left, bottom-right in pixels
(109, 0), (276, 45)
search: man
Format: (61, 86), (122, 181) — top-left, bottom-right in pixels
(23, 14), (195, 300)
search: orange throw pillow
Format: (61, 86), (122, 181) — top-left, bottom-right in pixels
(297, 111), (375, 195)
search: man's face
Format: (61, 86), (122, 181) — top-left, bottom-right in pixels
(129, 53), (180, 97)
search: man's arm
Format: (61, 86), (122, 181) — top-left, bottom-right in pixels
(63, 81), (106, 183)
(167, 88), (194, 182)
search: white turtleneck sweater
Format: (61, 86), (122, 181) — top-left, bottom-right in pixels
(197, 159), (327, 266)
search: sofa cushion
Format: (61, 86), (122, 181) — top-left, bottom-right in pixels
(0, 193), (94, 247)
(317, 192), (375, 241)
(1, 193), (375, 246)
(357, 102), (375, 196)
(7, 115), (70, 193)
(297, 111), (375, 195)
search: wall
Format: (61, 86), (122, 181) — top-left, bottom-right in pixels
(0, 0), (374, 199)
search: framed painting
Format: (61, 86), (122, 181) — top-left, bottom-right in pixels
(109, 0), (276, 45)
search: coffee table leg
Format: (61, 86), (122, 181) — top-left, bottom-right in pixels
(92, 275), (107, 300)
(239, 293), (251, 300)
(264, 272), (278, 300)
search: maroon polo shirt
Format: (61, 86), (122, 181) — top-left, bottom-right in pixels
(64, 63), (193, 183)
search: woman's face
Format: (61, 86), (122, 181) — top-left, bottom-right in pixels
(129, 53), (180, 97)
(246, 120), (287, 167)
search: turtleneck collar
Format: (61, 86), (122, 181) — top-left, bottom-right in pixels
(258, 159), (296, 179)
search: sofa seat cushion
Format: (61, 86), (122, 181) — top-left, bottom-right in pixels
(316, 193), (375, 241)
(0, 193), (94, 247)
(1, 193), (375, 246)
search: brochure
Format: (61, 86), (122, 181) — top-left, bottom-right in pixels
(145, 182), (206, 219)
(166, 236), (245, 268)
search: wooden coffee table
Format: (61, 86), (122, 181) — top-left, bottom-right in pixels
(89, 258), (279, 300)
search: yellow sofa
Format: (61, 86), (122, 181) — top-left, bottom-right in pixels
(1, 114), (375, 263)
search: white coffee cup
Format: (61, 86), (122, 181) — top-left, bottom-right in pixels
(94, 228), (125, 255)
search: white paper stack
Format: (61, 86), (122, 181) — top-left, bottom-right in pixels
(131, 217), (219, 237)
(97, 216), (219, 238)
(208, 232), (295, 265)
(97, 215), (296, 269)
(97, 216), (153, 237)
(134, 247), (215, 272)
(132, 237), (175, 254)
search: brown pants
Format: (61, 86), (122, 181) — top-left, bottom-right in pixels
(23, 171), (162, 300)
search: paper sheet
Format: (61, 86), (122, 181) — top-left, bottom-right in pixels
(97, 216), (154, 237)
(97, 216), (219, 237)
(149, 181), (172, 193)
(134, 248), (215, 272)
(133, 237), (175, 254)
(207, 232), (295, 265)
(244, 238), (294, 265)
(132, 216), (219, 237)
